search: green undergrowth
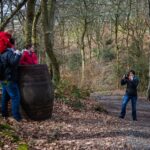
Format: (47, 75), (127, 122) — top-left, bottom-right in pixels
(55, 80), (91, 110)
(55, 80), (108, 113)
(94, 104), (108, 114)
(0, 123), (28, 149)
(17, 143), (29, 150)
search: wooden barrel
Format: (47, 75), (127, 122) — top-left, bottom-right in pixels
(18, 64), (54, 121)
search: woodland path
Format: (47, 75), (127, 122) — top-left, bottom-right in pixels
(91, 93), (150, 149)
(91, 94), (150, 125)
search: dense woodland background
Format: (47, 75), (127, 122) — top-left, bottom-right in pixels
(1, 1), (150, 149)
(1, 0), (150, 95)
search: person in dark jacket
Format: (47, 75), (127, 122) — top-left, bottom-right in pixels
(1, 40), (22, 121)
(119, 70), (139, 121)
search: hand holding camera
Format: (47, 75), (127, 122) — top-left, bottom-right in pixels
(123, 74), (128, 80)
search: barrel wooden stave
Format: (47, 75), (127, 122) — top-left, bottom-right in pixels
(18, 64), (54, 121)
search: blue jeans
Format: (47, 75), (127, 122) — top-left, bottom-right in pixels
(1, 81), (22, 121)
(120, 94), (137, 120)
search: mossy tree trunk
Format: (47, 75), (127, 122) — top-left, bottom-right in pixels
(25, 0), (36, 46)
(32, 6), (41, 53)
(41, 0), (60, 85)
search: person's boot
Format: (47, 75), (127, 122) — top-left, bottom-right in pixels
(119, 115), (124, 119)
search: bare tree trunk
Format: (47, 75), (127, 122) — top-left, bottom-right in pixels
(25, 0), (36, 45)
(87, 32), (92, 60)
(0, 0), (28, 30)
(148, 59), (150, 100)
(115, 0), (122, 89)
(80, 0), (89, 86)
(80, 18), (87, 86)
(147, 0), (150, 101)
(41, 0), (60, 85)
(10, 0), (14, 30)
(60, 20), (65, 49)
(0, 0), (3, 23)
(115, 13), (119, 88)
(126, 0), (132, 69)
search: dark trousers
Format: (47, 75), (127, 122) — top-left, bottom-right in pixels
(120, 94), (137, 120)
(1, 81), (22, 121)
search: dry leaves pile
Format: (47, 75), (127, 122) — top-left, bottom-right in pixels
(0, 98), (150, 149)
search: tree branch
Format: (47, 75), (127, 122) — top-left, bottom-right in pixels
(0, 0), (28, 31)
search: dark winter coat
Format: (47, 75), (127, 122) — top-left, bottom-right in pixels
(1, 48), (21, 81)
(121, 77), (139, 96)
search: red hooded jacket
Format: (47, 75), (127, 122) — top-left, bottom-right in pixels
(0, 32), (12, 53)
(19, 50), (38, 65)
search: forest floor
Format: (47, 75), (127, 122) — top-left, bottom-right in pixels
(0, 94), (150, 150)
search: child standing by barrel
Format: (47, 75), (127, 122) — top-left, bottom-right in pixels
(20, 44), (38, 65)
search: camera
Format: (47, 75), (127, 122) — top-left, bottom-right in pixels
(124, 74), (129, 79)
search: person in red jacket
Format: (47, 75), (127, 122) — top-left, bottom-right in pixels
(20, 44), (38, 65)
(0, 31), (13, 53)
